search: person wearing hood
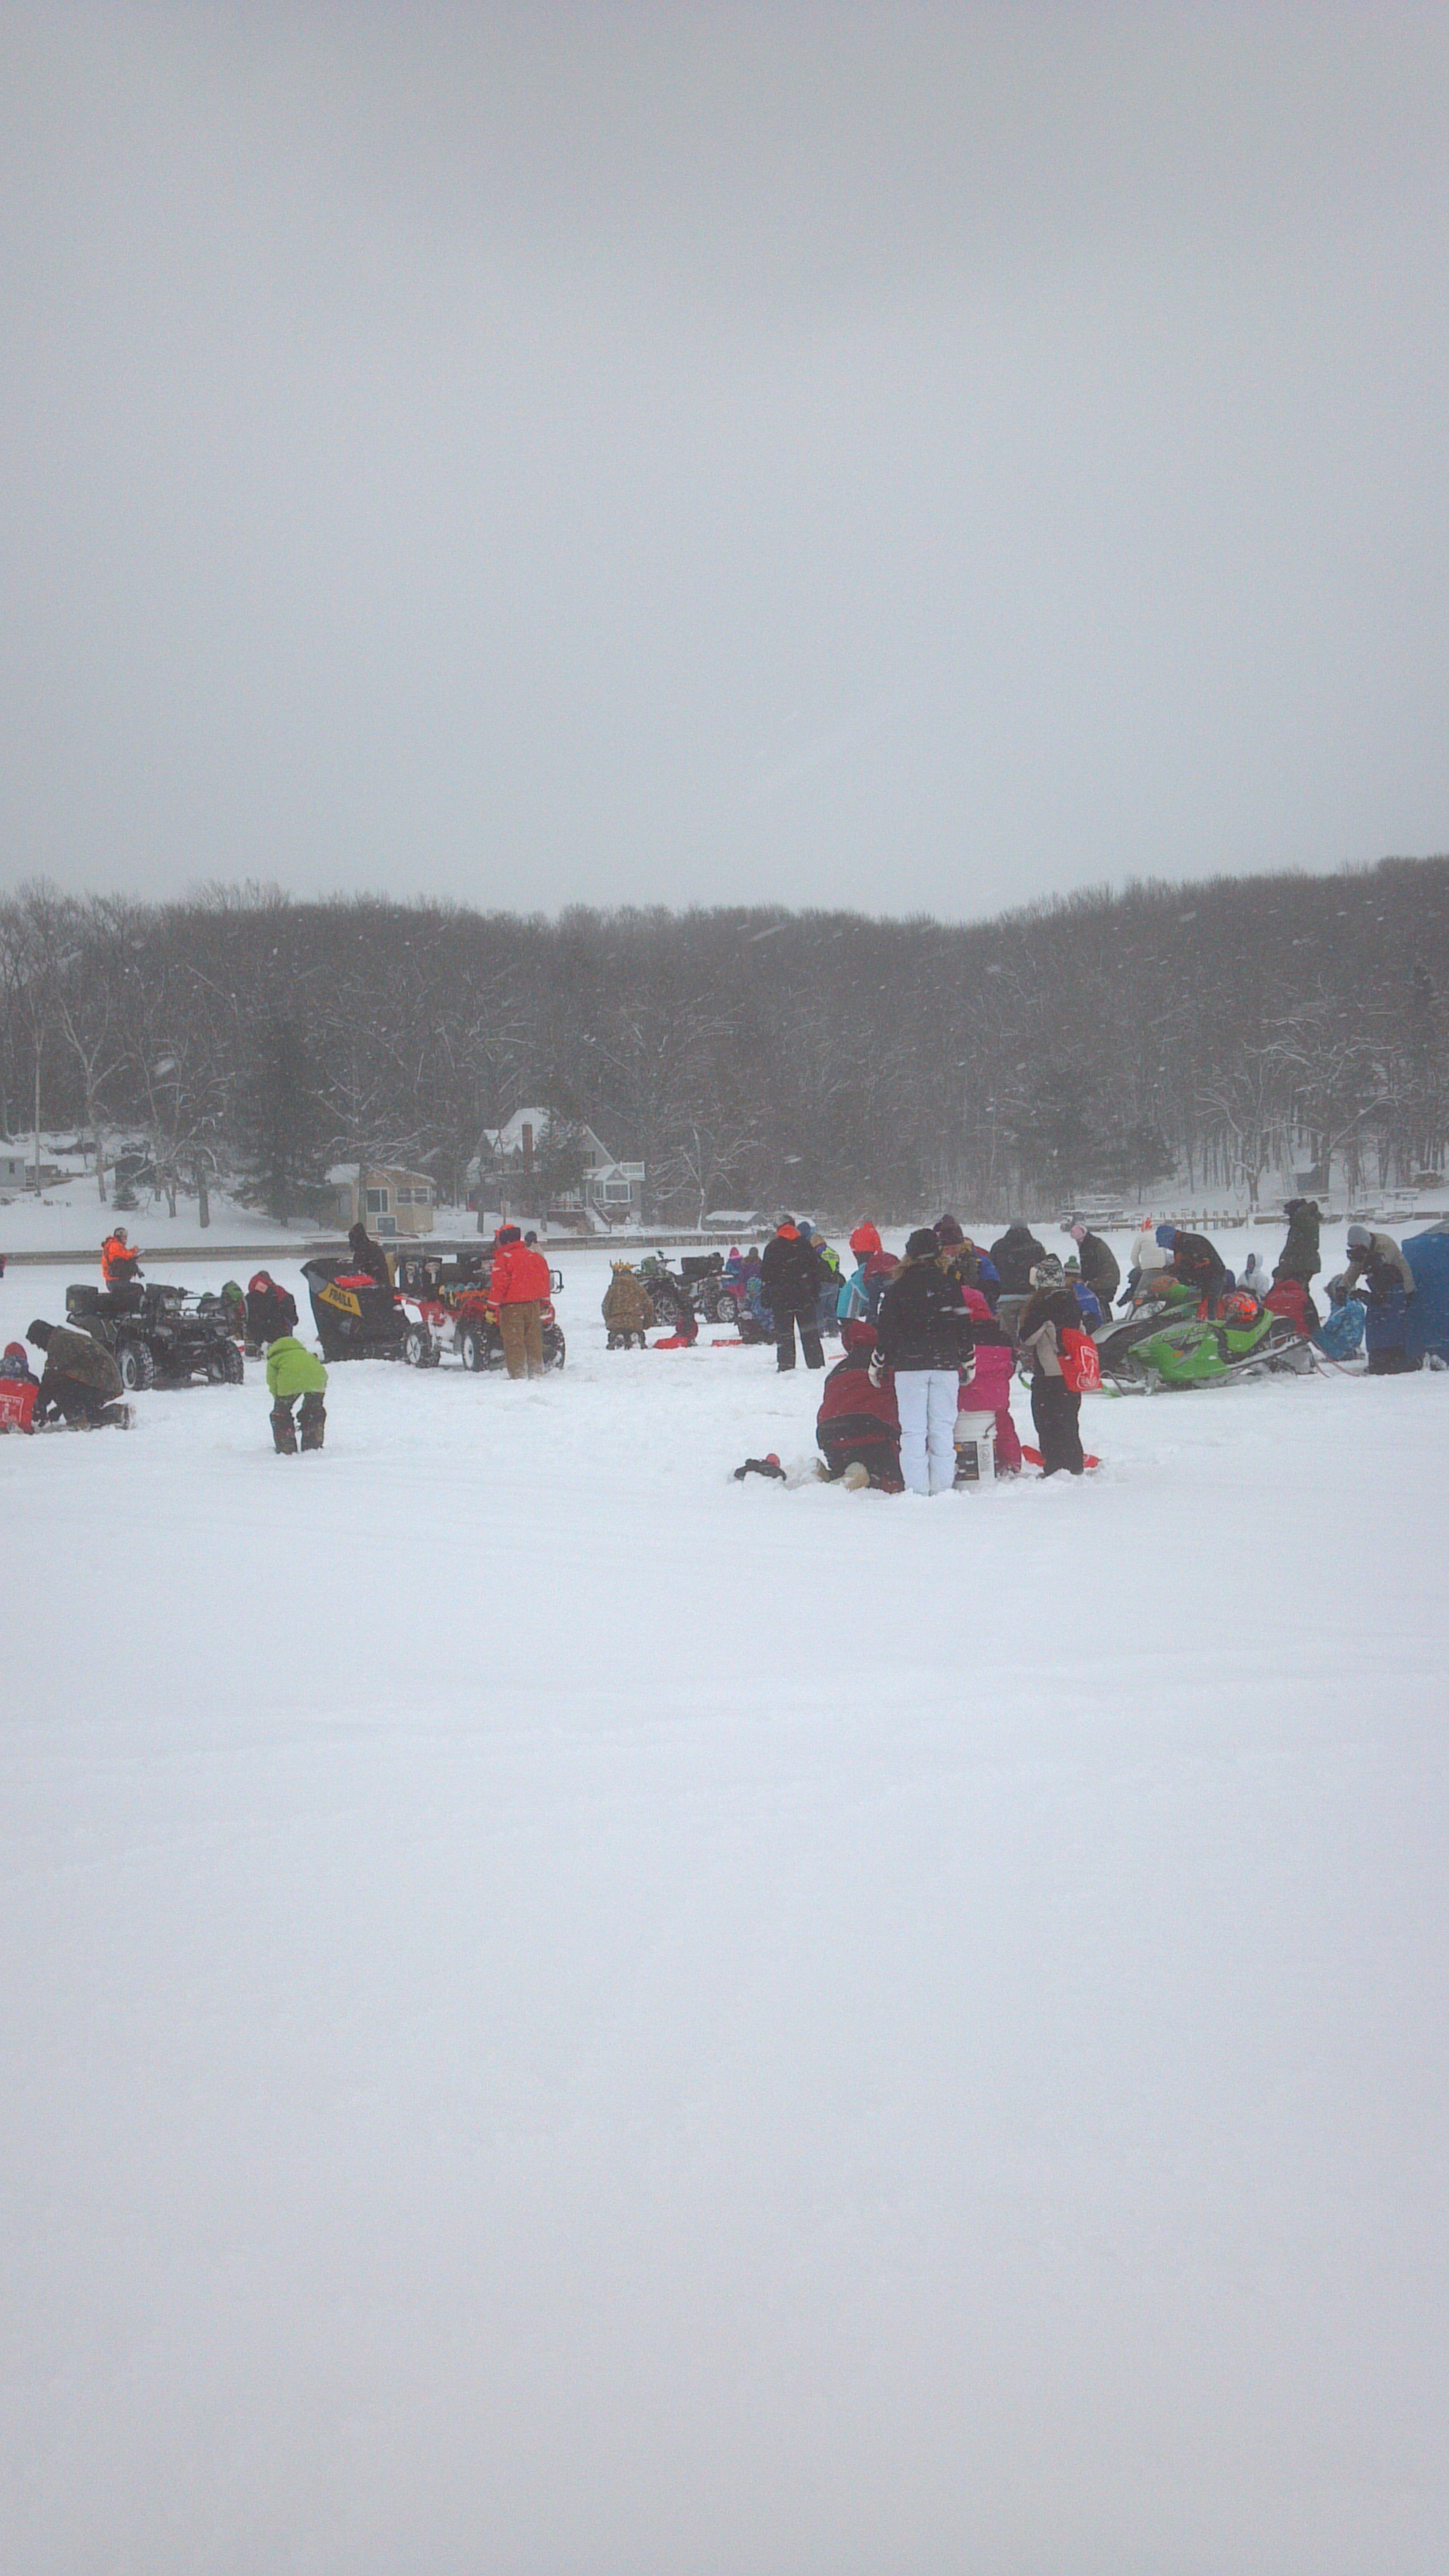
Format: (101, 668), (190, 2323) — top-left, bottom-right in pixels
(245, 1271), (299, 1356)
(837, 1222), (896, 1327)
(1342, 1224), (1416, 1373)
(871, 1230), (976, 1495)
(760, 1218), (828, 1370)
(1064, 1219), (1120, 1315)
(815, 1320), (903, 1490)
(346, 1222), (393, 1290)
(1155, 1222), (1231, 1312)
(957, 1284), (1023, 1472)
(1275, 1198), (1323, 1291)
(0, 1340), (37, 1383)
(1315, 1274), (1368, 1361)
(1014, 1258), (1087, 1477)
(27, 1318), (128, 1428)
(987, 1222), (1046, 1297)
(1238, 1248), (1274, 1297)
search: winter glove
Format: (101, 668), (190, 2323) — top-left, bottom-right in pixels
(734, 1455), (786, 1481)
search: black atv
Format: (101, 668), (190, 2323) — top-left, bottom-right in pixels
(636, 1253), (703, 1331)
(65, 1282), (245, 1391)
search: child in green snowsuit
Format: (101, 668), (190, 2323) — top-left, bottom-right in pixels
(264, 1335), (328, 1453)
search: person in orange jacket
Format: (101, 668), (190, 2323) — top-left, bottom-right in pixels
(489, 1226), (552, 1378)
(100, 1226), (142, 1294)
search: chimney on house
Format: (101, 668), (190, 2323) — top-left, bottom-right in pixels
(522, 1121), (534, 1162)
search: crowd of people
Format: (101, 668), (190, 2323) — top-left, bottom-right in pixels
(6, 1193), (1437, 1468)
(713, 1196), (1432, 1496)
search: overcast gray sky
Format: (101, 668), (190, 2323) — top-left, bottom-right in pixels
(3, 1), (1447, 919)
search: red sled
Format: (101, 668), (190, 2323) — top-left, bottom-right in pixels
(0, 1380), (39, 1434)
(1022, 1442), (1101, 1471)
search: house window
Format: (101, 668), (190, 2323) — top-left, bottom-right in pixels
(365, 1187), (389, 1214)
(604, 1180), (632, 1200)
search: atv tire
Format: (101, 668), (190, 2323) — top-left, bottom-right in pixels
(116, 1339), (155, 1393)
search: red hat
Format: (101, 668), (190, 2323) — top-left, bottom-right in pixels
(841, 1318), (877, 1352)
(848, 1222), (882, 1256)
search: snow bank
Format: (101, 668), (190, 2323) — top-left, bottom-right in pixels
(1, 1249), (1443, 2574)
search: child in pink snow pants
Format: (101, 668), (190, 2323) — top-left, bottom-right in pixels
(959, 1285), (1023, 1471)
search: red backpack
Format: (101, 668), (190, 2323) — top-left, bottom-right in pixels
(1059, 1327), (1102, 1394)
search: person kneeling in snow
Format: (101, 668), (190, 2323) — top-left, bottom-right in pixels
(27, 1318), (129, 1428)
(601, 1262), (654, 1349)
(265, 1335), (328, 1453)
(815, 1320), (904, 1490)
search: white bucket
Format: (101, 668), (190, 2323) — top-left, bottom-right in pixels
(953, 1409), (997, 1484)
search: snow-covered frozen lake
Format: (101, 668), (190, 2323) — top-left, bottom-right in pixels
(3, 1239), (1444, 2575)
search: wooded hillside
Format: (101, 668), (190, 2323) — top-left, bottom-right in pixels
(3, 857), (1445, 1220)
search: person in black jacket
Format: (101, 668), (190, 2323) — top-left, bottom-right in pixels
(245, 1270), (299, 1356)
(1015, 1257), (1087, 1476)
(870, 1230), (976, 1494)
(346, 1222), (393, 1290)
(988, 1222), (1046, 1297)
(760, 1219), (828, 1370)
(1157, 1223), (1230, 1311)
(1274, 1200), (1322, 1290)
(1065, 1219), (1121, 1314)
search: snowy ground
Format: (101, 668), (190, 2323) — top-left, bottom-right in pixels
(2, 1238), (1445, 2576)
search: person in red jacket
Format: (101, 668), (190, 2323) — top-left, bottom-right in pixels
(490, 1225), (552, 1378)
(815, 1320), (903, 1490)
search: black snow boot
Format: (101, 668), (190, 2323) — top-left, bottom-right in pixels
(298, 1394), (326, 1452)
(271, 1400), (299, 1455)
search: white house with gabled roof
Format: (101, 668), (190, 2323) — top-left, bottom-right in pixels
(470, 1108), (644, 1228)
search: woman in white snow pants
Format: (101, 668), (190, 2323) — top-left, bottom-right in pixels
(893, 1368), (960, 1494)
(871, 1230), (978, 1496)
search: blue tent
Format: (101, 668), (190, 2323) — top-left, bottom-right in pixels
(1404, 1226), (1449, 1363)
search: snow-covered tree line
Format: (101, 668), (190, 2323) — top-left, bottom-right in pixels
(1, 857), (1445, 1220)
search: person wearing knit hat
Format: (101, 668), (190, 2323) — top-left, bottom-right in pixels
(760, 1217), (829, 1371)
(1342, 1225), (1417, 1372)
(838, 1222), (896, 1329)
